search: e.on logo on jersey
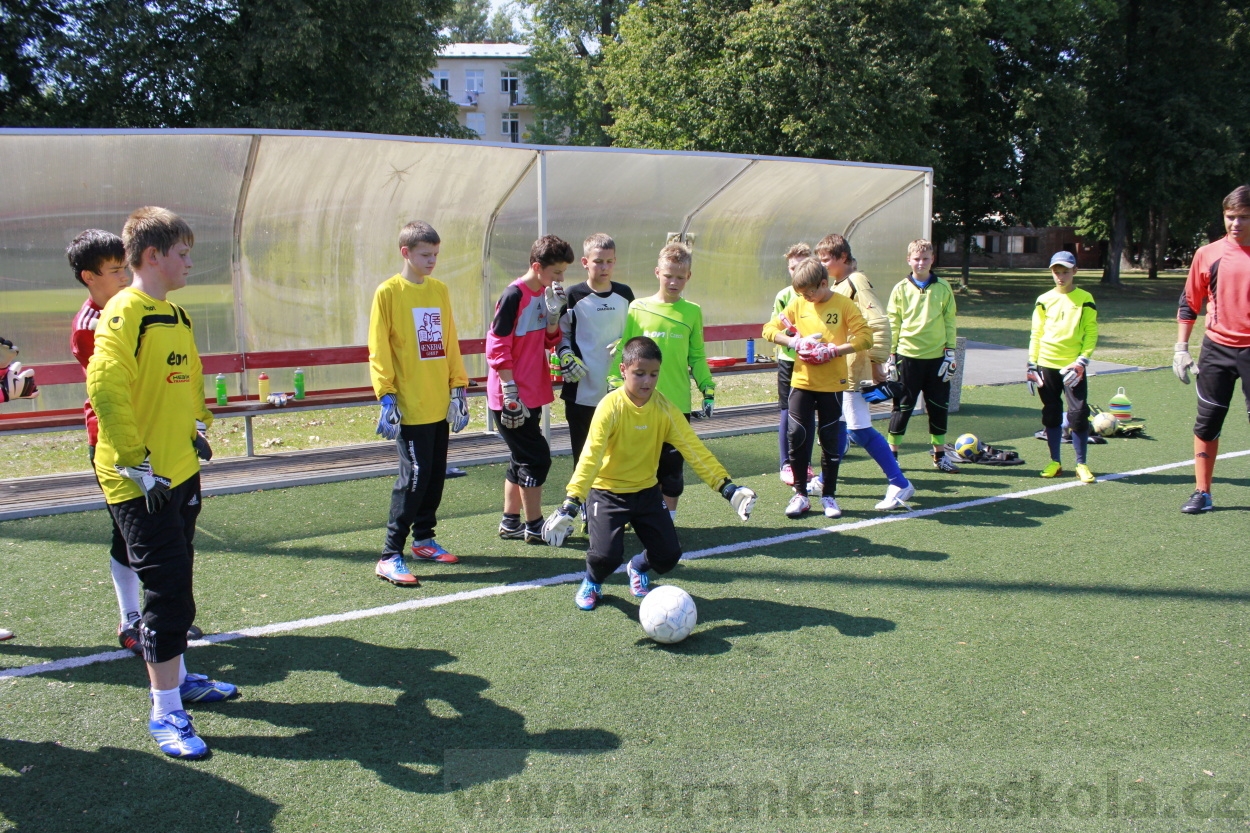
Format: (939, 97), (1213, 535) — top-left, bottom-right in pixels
(413, 308), (447, 360)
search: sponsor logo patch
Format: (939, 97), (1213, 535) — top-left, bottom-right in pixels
(412, 308), (447, 360)
(166, 372), (191, 384)
(108, 316), (124, 331)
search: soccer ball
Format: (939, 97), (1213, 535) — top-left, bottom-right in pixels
(1092, 411), (1118, 437)
(953, 433), (980, 460)
(638, 585), (698, 644)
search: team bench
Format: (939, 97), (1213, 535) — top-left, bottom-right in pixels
(0, 324), (774, 456)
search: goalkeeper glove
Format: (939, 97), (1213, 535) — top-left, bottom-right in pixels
(116, 455), (172, 514)
(542, 282), (567, 318)
(1062, 356), (1089, 388)
(447, 387), (469, 433)
(499, 380), (529, 429)
(937, 348), (957, 382)
(699, 389), (715, 419)
(376, 393), (401, 441)
(1173, 343), (1197, 384)
(556, 346), (588, 383)
(886, 353), (899, 383)
(720, 480), (757, 521)
(1026, 362), (1044, 396)
(1, 361), (37, 403)
(193, 420), (212, 461)
(777, 315), (798, 338)
(860, 380), (901, 404)
(266, 392), (289, 407)
(541, 496), (582, 547)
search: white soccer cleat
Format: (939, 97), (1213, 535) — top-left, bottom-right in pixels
(821, 496), (841, 518)
(785, 494), (810, 518)
(875, 482), (915, 511)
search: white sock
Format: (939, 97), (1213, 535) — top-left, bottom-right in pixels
(110, 559), (142, 625)
(668, 510), (677, 523)
(179, 655), (187, 685)
(151, 687), (184, 720)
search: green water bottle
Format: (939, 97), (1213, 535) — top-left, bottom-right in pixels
(293, 367), (305, 400)
(215, 373), (228, 405)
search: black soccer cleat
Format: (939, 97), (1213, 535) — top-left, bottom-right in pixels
(1181, 490), (1213, 514)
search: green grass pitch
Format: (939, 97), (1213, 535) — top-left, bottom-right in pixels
(1, 369), (1247, 832)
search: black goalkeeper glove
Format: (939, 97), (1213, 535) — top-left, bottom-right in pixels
(116, 454), (172, 514)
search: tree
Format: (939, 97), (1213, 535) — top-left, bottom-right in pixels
(486, 4), (520, 43)
(0, 0), (66, 124)
(446, 0), (489, 41)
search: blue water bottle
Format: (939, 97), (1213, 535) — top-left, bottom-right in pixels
(746, 338), (755, 364)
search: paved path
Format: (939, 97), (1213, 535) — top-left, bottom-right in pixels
(963, 340), (1138, 386)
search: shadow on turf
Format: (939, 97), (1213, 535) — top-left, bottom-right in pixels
(0, 738), (280, 832)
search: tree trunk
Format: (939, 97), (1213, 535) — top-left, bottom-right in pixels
(1143, 206), (1157, 279)
(1154, 208), (1169, 277)
(1103, 189), (1127, 286)
(961, 230), (972, 289)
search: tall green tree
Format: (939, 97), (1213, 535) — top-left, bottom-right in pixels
(486, 3), (520, 43)
(0, 0), (66, 124)
(446, 0), (489, 41)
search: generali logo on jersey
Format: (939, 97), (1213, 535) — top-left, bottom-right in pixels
(413, 308), (446, 360)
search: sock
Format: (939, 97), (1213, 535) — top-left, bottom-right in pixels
(930, 434), (946, 448)
(1195, 437), (1218, 492)
(778, 410), (789, 467)
(851, 427), (908, 488)
(110, 560), (142, 625)
(501, 512), (521, 529)
(151, 687), (184, 720)
(179, 655), (187, 685)
(629, 552), (652, 574)
(668, 510), (677, 523)
(1046, 427), (1062, 462)
(1072, 428), (1089, 465)
(525, 518), (543, 532)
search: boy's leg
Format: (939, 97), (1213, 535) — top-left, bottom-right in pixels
(843, 390), (909, 489)
(1188, 339), (1246, 501)
(777, 359), (793, 472)
(1038, 368), (1065, 466)
(657, 414), (691, 513)
(383, 422), (438, 555)
(813, 391), (844, 516)
(91, 444), (143, 638)
(920, 359), (951, 450)
(787, 388), (817, 495)
(888, 356), (926, 449)
(629, 485), (683, 575)
(1063, 373), (1092, 467)
(584, 489), (630, 583)
(566, 402), (597, 470)
(492, 408), (551, 534)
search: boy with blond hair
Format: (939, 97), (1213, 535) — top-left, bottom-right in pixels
(886, 239), (961, 473)
(369, 221), (471, 585)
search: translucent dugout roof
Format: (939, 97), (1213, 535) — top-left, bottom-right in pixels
(0, 128), (930, 409)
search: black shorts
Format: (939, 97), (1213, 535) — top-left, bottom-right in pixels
(492, 408), (551, 487)
(1194, 337), (1250, 441)
(777, 359), (795, 408)
(657, 412), (692, 498)
(565, 402), (599, 467)
(1037, 366), (1090, 433)
(584, 485), (682, 584)
(89, 445), (129, 567)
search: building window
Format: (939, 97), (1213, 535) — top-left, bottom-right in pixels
(466, 113), (486, 136)
(431, 70), (450, 94)
(500, 70), (526, 105)
(942, 238), (958, 253)
(1023, 236), (1039, 254)
(502, 112), (520, 143)
(1007, 235), (1024, 254)
(465, 70), (485, 93)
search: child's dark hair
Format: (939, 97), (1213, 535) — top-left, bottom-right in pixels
(815, 233), (852, 263)
(67, 229), (125, 286)
(122, 206), (194, 268)
(791, 258), (829, 292)
(622, 336), (663, 367)
(399, 221), (440, 249)
(531, 235), (575, 268)
(1223, 185), (1250, 213)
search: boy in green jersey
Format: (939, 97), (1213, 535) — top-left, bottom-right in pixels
(1027, 251), (1099, 482)
(609, 242), (714, 521)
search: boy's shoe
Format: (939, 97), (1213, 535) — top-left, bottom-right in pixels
(118, 622), (142, 656)
(149, 710), (208, 759)
(375, 554), (420, 586)
(1040, 461), (1063, 478)
(933, 452), (959, 473)
(524, 521), (545, 545)
(821, 496), (842, 519)
(179, 673), (240, 704)
(875, 482), (915, 510)
(411, 539), (460, 564)
(1075, 464), (1096, 484)
(807, 475), (824, 497)
(498, 517), (525, 539)
(187, 625), (204, 641)
(1181, 490), (1213, 514)
(575, 578), (602, 611)
(785, 494), (810, 518)
(0, 628), (12, 641)
(780, 464), (795, 486)
(626, 561), (651, 598)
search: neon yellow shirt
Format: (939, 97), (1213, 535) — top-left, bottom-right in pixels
(763, 293), (871, 393)
(887, 274), (958, 359)
(773, 286), (798, 362)
(1030, 286), (1098, 368)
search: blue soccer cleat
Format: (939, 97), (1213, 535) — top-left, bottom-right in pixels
(626, 561), (650, 598)
(179, 673), (239, 704)
(575, 578), (601, 611)
(411, 539), (460, 564)
(376, 554), (420, 586)
(149, 710), (208, 759)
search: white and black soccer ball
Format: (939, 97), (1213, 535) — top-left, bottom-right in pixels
(639, 585), (697, 644)
(1092, 411), (1118, 438)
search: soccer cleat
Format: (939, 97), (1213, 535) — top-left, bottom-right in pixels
(933, 451), (959, 473)
(187, 625), (204, 641)
(780, 464), (795, 486)
(411, 540), (459, 564)
(875, 482), (915, 511)
(179, 673), (239, 703)
(0, 628), (12, 641)
(1040, 461), (1063, 478)
(498, 517), (525, 540)
(626, 561), (651, 598)
(1075, 464), (1096, 484)
(807, 475), (824, 497)
(1181, 490), (1213, 514)
(821, 496), (842, 519)
(375, 554), (420, 586)
(149, 710), (208, 759)
(118, 622), (142, 655)
(785, 493), (810, 518)
(524, 522), (545, 545)
(575, 578), (601, 611)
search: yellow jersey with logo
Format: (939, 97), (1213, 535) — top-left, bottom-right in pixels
(88, 288), (211, 503)
(1030, 286), (1098, 368)
(368, 275), (468, 425)
(763, 293), (871, 393)
(566, 388), (729, 501)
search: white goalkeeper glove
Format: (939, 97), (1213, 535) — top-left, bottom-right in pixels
(447, 387), (469, 433)
(541, 496), (581, 547)
(499, 380), (529, 429)
(1, 361), (37, 402)
(1026, 362), (1044, 396)
(1173, 343), (1197, 384)
(1062, 356), (1090, 388)
(376, 393), (401, 441)
(116, 454), (172, 514)
(556, 346), (588, 383)
(720, 480), (756, 521)
(886, 353), (899, 383)
(193, 420), (212, 461)
(543, 283), (567, 319)
(937, 348), (957, 382)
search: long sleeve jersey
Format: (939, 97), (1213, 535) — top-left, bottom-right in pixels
(368, 274), (468, 425)
(832, 271), (891, 386)
(608, 296), (714, 413)
(559, 280), (634, 407)
(486, 278), (562, 410)
(763, 293), (871, 393)
(772, 286), (798, 362)
(71, 297), (103, 445)
(87, 288), (212, 504)
(1178, 236), (1250, 348)
(887, 273), (958, 359)
(1029, 286), (1098, 368)
(565, 387), (730, 501)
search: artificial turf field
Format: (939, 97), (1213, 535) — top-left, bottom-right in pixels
(1, 369), (1247, 832)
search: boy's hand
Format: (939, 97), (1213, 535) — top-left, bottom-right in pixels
(1026, 363), (1044, 396)
(1061, 356), (1089, 388)
(937, 348), (957, 382)
(543, 283), (567, 319)
(377, 393), (402, 440)
(1173, 343), (1197, 384)
(541, 496), (581, 547)
(193, 420), (213, 461)
(116, 455), (172, 514)
(500, 380), (529, 429)
(795, 336), (832, 365)
(860, 380), (900, 404)
(698, 389), (715, 419)
(1, 361), (37, 403)
(557, 346), (588, 383)
(447, 387), (470, 433)
(720, 480), (756, 521)
(886, 354), (899, 383)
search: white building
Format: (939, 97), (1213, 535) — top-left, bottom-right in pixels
(432, 43), (534, 143)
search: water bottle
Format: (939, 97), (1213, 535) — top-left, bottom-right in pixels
(257, 372), (270, 401)
(746, 338), (755, 364)
(293, 367), (305, 400)
(549, 351), (562, 382)
(215, 373), (228, 405)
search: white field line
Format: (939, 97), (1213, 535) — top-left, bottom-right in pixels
(3, 449), (1247, 681)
